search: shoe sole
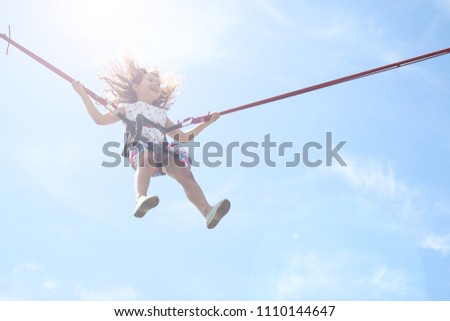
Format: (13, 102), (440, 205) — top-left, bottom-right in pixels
(207, 199), (231, 229)
(134, 196), (160, 218)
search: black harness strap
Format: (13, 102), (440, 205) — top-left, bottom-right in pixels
(120, 113), (179, 158)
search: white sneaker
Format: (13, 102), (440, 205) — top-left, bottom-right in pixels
(206, 199), (231, 229)
(133, 195), (160, 218)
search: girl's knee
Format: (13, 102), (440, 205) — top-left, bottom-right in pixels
(169, 166), (194, 182)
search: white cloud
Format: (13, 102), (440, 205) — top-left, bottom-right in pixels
(255, 0), (296, 29)
(11, 261), (41, 275)
(334, 158), (450, 259)
(273, 252), (424, 300)
(292, 4), (386, 53)
(75, 284), (138, 301)
(6, 262), (58, 299)
(334, 159), (415, 207)
(308, 25), (350, 40)
(369, 265), (418, 297)
(42, 279), (58, 294)
(273, 252), (339, 299)
(330, 159), (423, 231)
(419, 233), (450, 256)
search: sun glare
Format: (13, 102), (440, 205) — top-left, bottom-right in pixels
(56, 0), (235, 66)
(71, 0), (131, 35)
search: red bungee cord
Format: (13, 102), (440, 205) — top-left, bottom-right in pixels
(0, 29), (111, 111)
(1, 30), (449, 129)
(215, 47), (450, 118)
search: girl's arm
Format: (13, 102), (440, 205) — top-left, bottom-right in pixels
(166, 112), (220, 142)
(72, 80), (124, 125)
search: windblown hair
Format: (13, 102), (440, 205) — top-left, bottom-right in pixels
(100, 56), (180, 109)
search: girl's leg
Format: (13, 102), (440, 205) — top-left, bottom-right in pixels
(135, 151), (157, 201)
(133, 151), (160, 218)
(164, 160), (211, 217)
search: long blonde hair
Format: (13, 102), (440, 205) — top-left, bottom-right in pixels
(100, 56), (180, 109)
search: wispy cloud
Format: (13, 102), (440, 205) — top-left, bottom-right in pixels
(75, 284), (138, 301)
(333, 159), (417, 217)
(419, 233), (450, 256)
(334, 158), (450, 258)
(11, 261), (41, 275)
(368, 265), (421, 298)
(5, 261), (59, 299)
(272, 252), (423, 300)
(255, 0), (296, 29)
(273, 252), (343, 299)
(336, 160), (399, 198)
(42, 279), (58, 295)
(294, 4), (387, 54)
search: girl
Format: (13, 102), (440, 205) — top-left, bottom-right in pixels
(72, 58), (230, 229)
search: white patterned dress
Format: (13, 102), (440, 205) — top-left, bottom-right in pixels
(120, 101), (191, 176)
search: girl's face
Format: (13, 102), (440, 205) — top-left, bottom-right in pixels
(133, 72), (161, 104)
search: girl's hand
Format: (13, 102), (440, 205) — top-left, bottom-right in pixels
(208, 112), (220, 123)
(72, 80), (87, 97)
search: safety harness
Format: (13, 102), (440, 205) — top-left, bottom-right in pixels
(119, 111), (204, 157)
(119, 112), (161, 158)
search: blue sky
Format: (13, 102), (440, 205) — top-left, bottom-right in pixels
(1, 0), (450, 300)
